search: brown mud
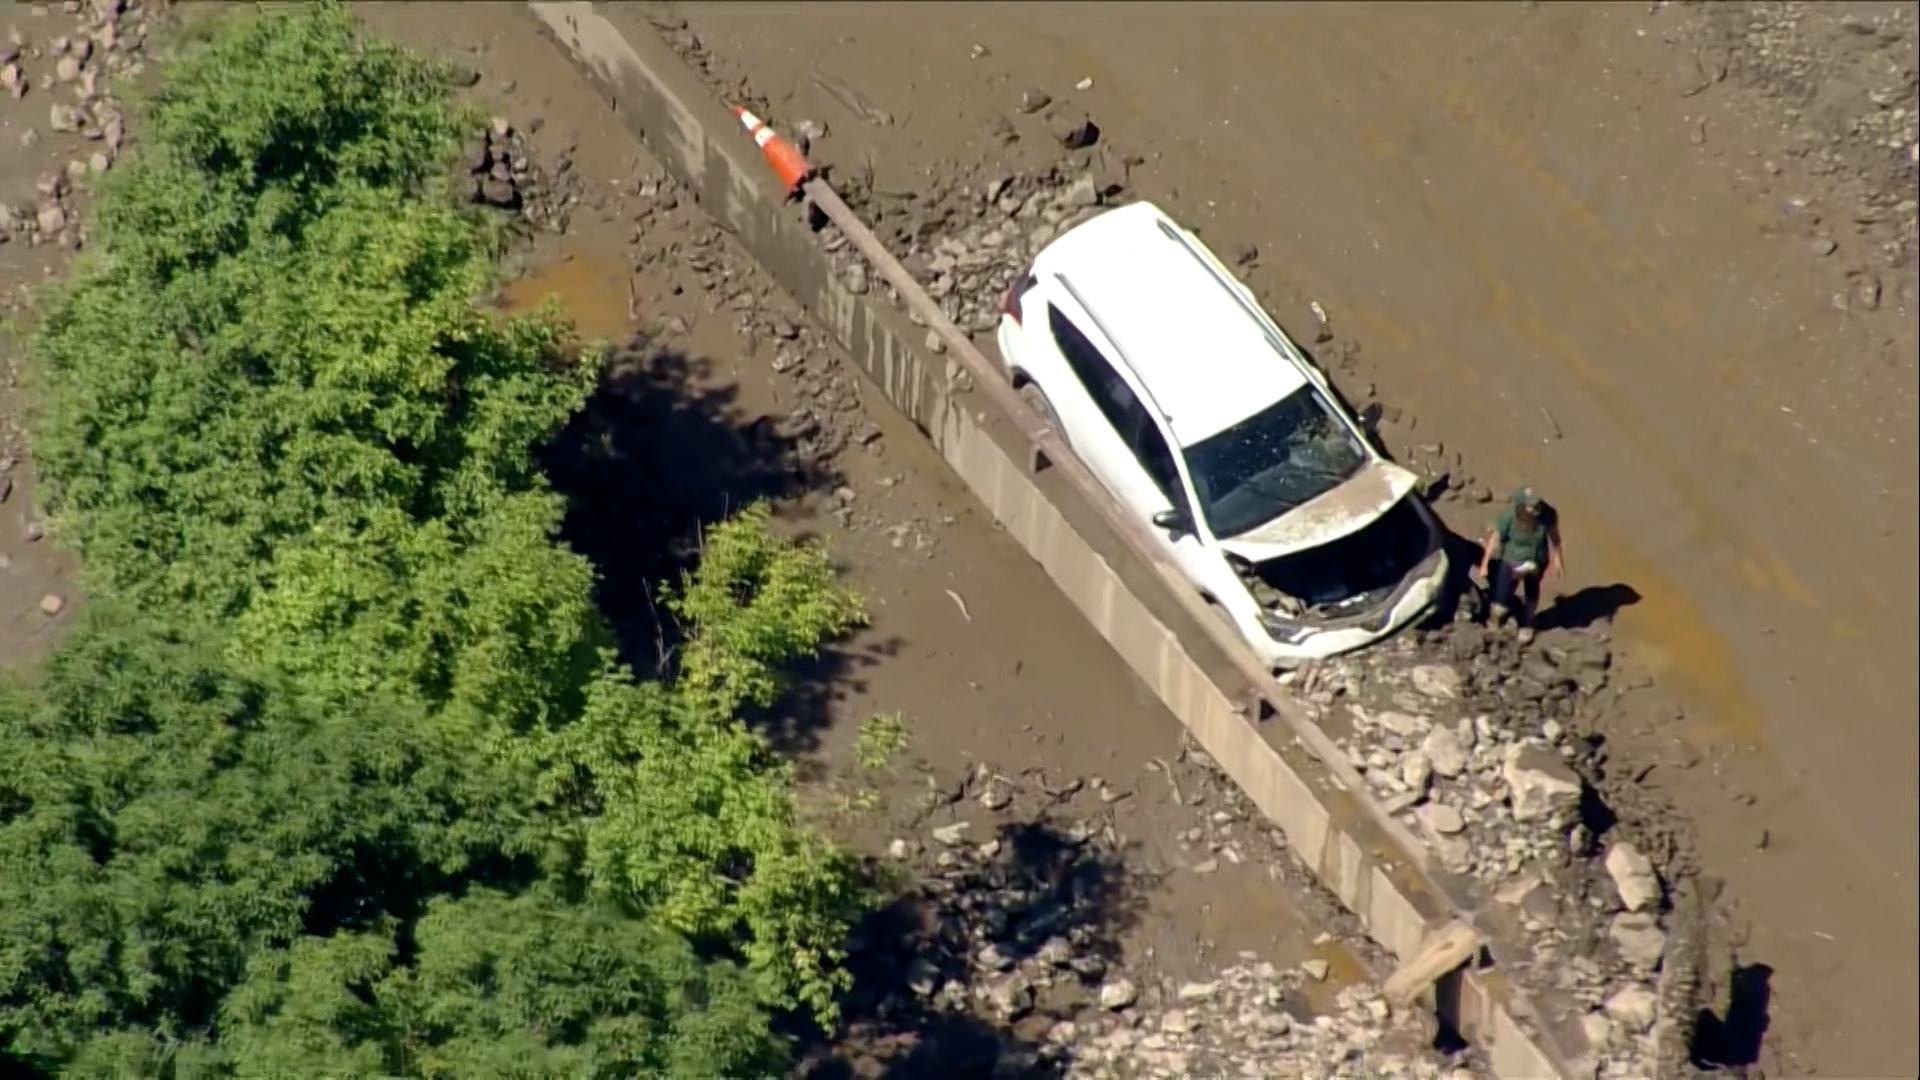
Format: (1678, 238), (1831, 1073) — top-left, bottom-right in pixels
(647, 1), (1918, 1073)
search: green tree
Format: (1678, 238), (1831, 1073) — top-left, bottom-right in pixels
(7, 3), (873, 1074)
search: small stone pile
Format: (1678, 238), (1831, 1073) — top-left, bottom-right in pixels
(0, 0), (155, 251)
(462, 116), (582, 234)
(1056, 967), (1470, 1080)
(618, 160), (880, 467)
(1304, 625), (1674, 1076)
(814, 156), (1127, 338)
(860, 760), (1466, 1079)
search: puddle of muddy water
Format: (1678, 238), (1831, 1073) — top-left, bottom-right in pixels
(500, 253), (636, 342)
(1573, 514), (1767, 751)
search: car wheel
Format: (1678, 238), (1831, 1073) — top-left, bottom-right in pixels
(1017, 379), (1067, 443)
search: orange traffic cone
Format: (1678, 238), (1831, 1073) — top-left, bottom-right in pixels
(734, 106), (813, 193)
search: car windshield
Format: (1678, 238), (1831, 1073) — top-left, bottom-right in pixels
(1184, 386), (1369, 539)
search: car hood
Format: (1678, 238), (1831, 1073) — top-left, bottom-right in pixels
(1216, 459), (1420, 562)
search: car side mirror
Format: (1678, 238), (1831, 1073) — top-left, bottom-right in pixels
(1151, 508), (1191, 539)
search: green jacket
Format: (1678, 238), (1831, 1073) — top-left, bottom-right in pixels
(1493, 498), (1552, 571)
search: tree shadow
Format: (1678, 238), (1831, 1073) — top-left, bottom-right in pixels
(1538, 583), (1641, 632)
(790, 815), (1150, 1078)
(753, 635), (906, 760)
(1690, 962), (1774, 1072)
(540, 334), (844, 679)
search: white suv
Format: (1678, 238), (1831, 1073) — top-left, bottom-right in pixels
(994, 201), (1449, 670)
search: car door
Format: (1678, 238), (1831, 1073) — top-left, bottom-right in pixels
(1124, 404), (1225, 595)
(1045, 305), (1216, 585)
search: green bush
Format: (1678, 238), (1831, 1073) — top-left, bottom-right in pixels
(6, 4), (867, 1073)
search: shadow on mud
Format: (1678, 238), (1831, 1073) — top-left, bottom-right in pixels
(1539, 582), (1641, 632)
(541, 334), (842, 677)
(1691, 962), (1774, 1073)
(791, 818), (1150, 1079)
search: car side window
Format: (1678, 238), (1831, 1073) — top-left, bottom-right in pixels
(1047, 305), (1192, 518)
(1133, 422), (1191, 517)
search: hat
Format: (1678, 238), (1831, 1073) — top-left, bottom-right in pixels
(1512, 486), (1541, 510)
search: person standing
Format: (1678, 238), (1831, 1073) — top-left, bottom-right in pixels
(1474, 485), (1563, 643)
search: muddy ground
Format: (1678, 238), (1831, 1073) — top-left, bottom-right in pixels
(640, 1), (1918, 1074)
(5, 0), (1915, 1075)
(2, 2), (1460, 1076)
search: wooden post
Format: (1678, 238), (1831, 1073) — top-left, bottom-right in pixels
(1385, 920), (1481, 1011)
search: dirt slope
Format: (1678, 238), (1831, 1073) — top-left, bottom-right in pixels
(656, 1), (1919, 1074)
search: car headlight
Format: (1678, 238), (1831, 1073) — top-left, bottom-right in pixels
(1258, 609), (1319, 645)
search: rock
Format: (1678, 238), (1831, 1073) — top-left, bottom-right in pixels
(88, 150), (110, 174)
(49, 101), (81, 132)
(1063, 172), (1100, 207)
(19, 128), (38, 150)
(977, 942), (1015, 972)
(1098, 977), (1139, 1010)
(1417, 803), (1466, 836)
(1069, 953), (1108, 980)
(1190, 857), (1219, 875)
(1608, 912), (1667, 968)
(1580, 1011), (1616, 1050)
(978, 780), (1013, 810)
(0, 476), (11, 504)
(793, 116), (827, 153)
(1605, 984), (1658, 1032)
(1037, 936), (1074, 968)
(1379, 790), (1423, 816)
(1400, 750), (1433, 795)
(1051, 113), (1101, 149)
(1851, 273), (1882, 311)
(1374, 710), (1430, 739)
(1231, 241), (1259, 267)
(988, 972), (1034, 1017)
(54, 54), (79, 81)
(1177, 980), (1219, 1003)
(1502, 744), (1583, 824)
(1, 61), (22, 96)
(1410, 663), (1462, 699)
(931, 821), (972, 847)
(1300, 959), (1330, 981)
(1604, 842), (1661, 913)
(40, 593), (65, 617)
(1159, 1009), (1197, 1034)
(1810, 236), (1837, 257)
(23, 520), (45, 543)
(1017, 87), (1052, 114)
(1494, 870), (1544, 906)
(887, 837), (912, 859)
(1422, 726), (1470, 779)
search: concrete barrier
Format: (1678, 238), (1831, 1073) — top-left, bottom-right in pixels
(525, 5), (1585, 1076)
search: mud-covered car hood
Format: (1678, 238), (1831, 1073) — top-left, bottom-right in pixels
(1216, 460), (1420, 562)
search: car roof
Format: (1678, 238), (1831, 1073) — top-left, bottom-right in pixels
(1033, 201), (1310, 446)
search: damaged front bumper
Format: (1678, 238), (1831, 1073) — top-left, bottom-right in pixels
(1253, 509), (1450, 666)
